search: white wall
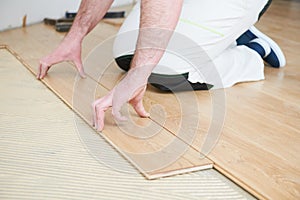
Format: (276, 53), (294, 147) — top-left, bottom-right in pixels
(0, 0), (134, 31)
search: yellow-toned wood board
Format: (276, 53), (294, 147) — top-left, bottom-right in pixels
(134, 72), (300, 200)
(207, 1), (300, 199)
(82, 1), (300, 199)
(127, 69), (300, 199)
(97, 54), (300, 200)
(0, 26), (213, 179)
(250, 0), (300, 106)
(207, 86), (300, 200)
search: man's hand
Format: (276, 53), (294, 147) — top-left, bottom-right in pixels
(92, 82), (149, 131)
(92, 86), (150, 131)
(92, 66), (151, 131)
(37, 39), (86, 79)
(37, 0), (113, 80)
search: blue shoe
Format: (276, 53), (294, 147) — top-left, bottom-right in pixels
(237, 26), (286, 68)
(245, 38), (271, 58)
(236, 30), (257, 45)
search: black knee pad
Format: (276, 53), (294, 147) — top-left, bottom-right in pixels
(115, 54), (134, 72)
(115, 54), (213, 91)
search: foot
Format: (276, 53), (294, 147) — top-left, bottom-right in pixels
(236, 26), (286, 68)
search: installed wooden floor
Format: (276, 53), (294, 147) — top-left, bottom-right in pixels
(0, 0), (299, 199)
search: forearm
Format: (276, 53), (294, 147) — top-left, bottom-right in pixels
(131, 0), (183, 73)
(64, 0), (114, 43)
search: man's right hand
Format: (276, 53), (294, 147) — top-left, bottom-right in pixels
(37, 39), (86, 79)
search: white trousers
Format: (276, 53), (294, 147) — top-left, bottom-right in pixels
(113, 0), (268, 88)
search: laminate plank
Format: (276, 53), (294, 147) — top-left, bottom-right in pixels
(212, 131), (300, 200)
(252, 2), (300, 106)
(144, 82), (300, 199)
(93, 1), (300, 198)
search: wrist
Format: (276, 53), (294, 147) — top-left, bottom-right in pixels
(130, 49), (163, 69)
(63, 18), (92, 44)
(64, 29), (86, 44)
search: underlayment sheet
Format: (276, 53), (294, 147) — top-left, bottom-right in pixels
(0, 49), (255, 199)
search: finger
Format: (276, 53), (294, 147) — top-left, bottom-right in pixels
(92, 99), (101, 129)
(36, 63), (42, 79)
(96, 106), (106, 131)
(92, 98), (105, 129)
(37, 54), (66, 79)
(92, 92), (113, 131)
(129, 86), (149, 118)
(74, 60), (86, 79)
(39, 63), (50, 79)
(132, 100), (150, 118)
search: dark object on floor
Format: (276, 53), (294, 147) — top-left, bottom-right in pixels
(65, 11), (125, 19)
(115, 54), (213, 92)
(55, 22), (73, 32)
(104, 11), (126, 18)
(44, 10), (126, 33)
(44, 18), (74, 26)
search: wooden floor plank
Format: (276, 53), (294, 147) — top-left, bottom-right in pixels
(207, 88), (300, 200)
(142, 79), (300, 200)
(212, 131), (300, 200)
(208, 1), (300, 199)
